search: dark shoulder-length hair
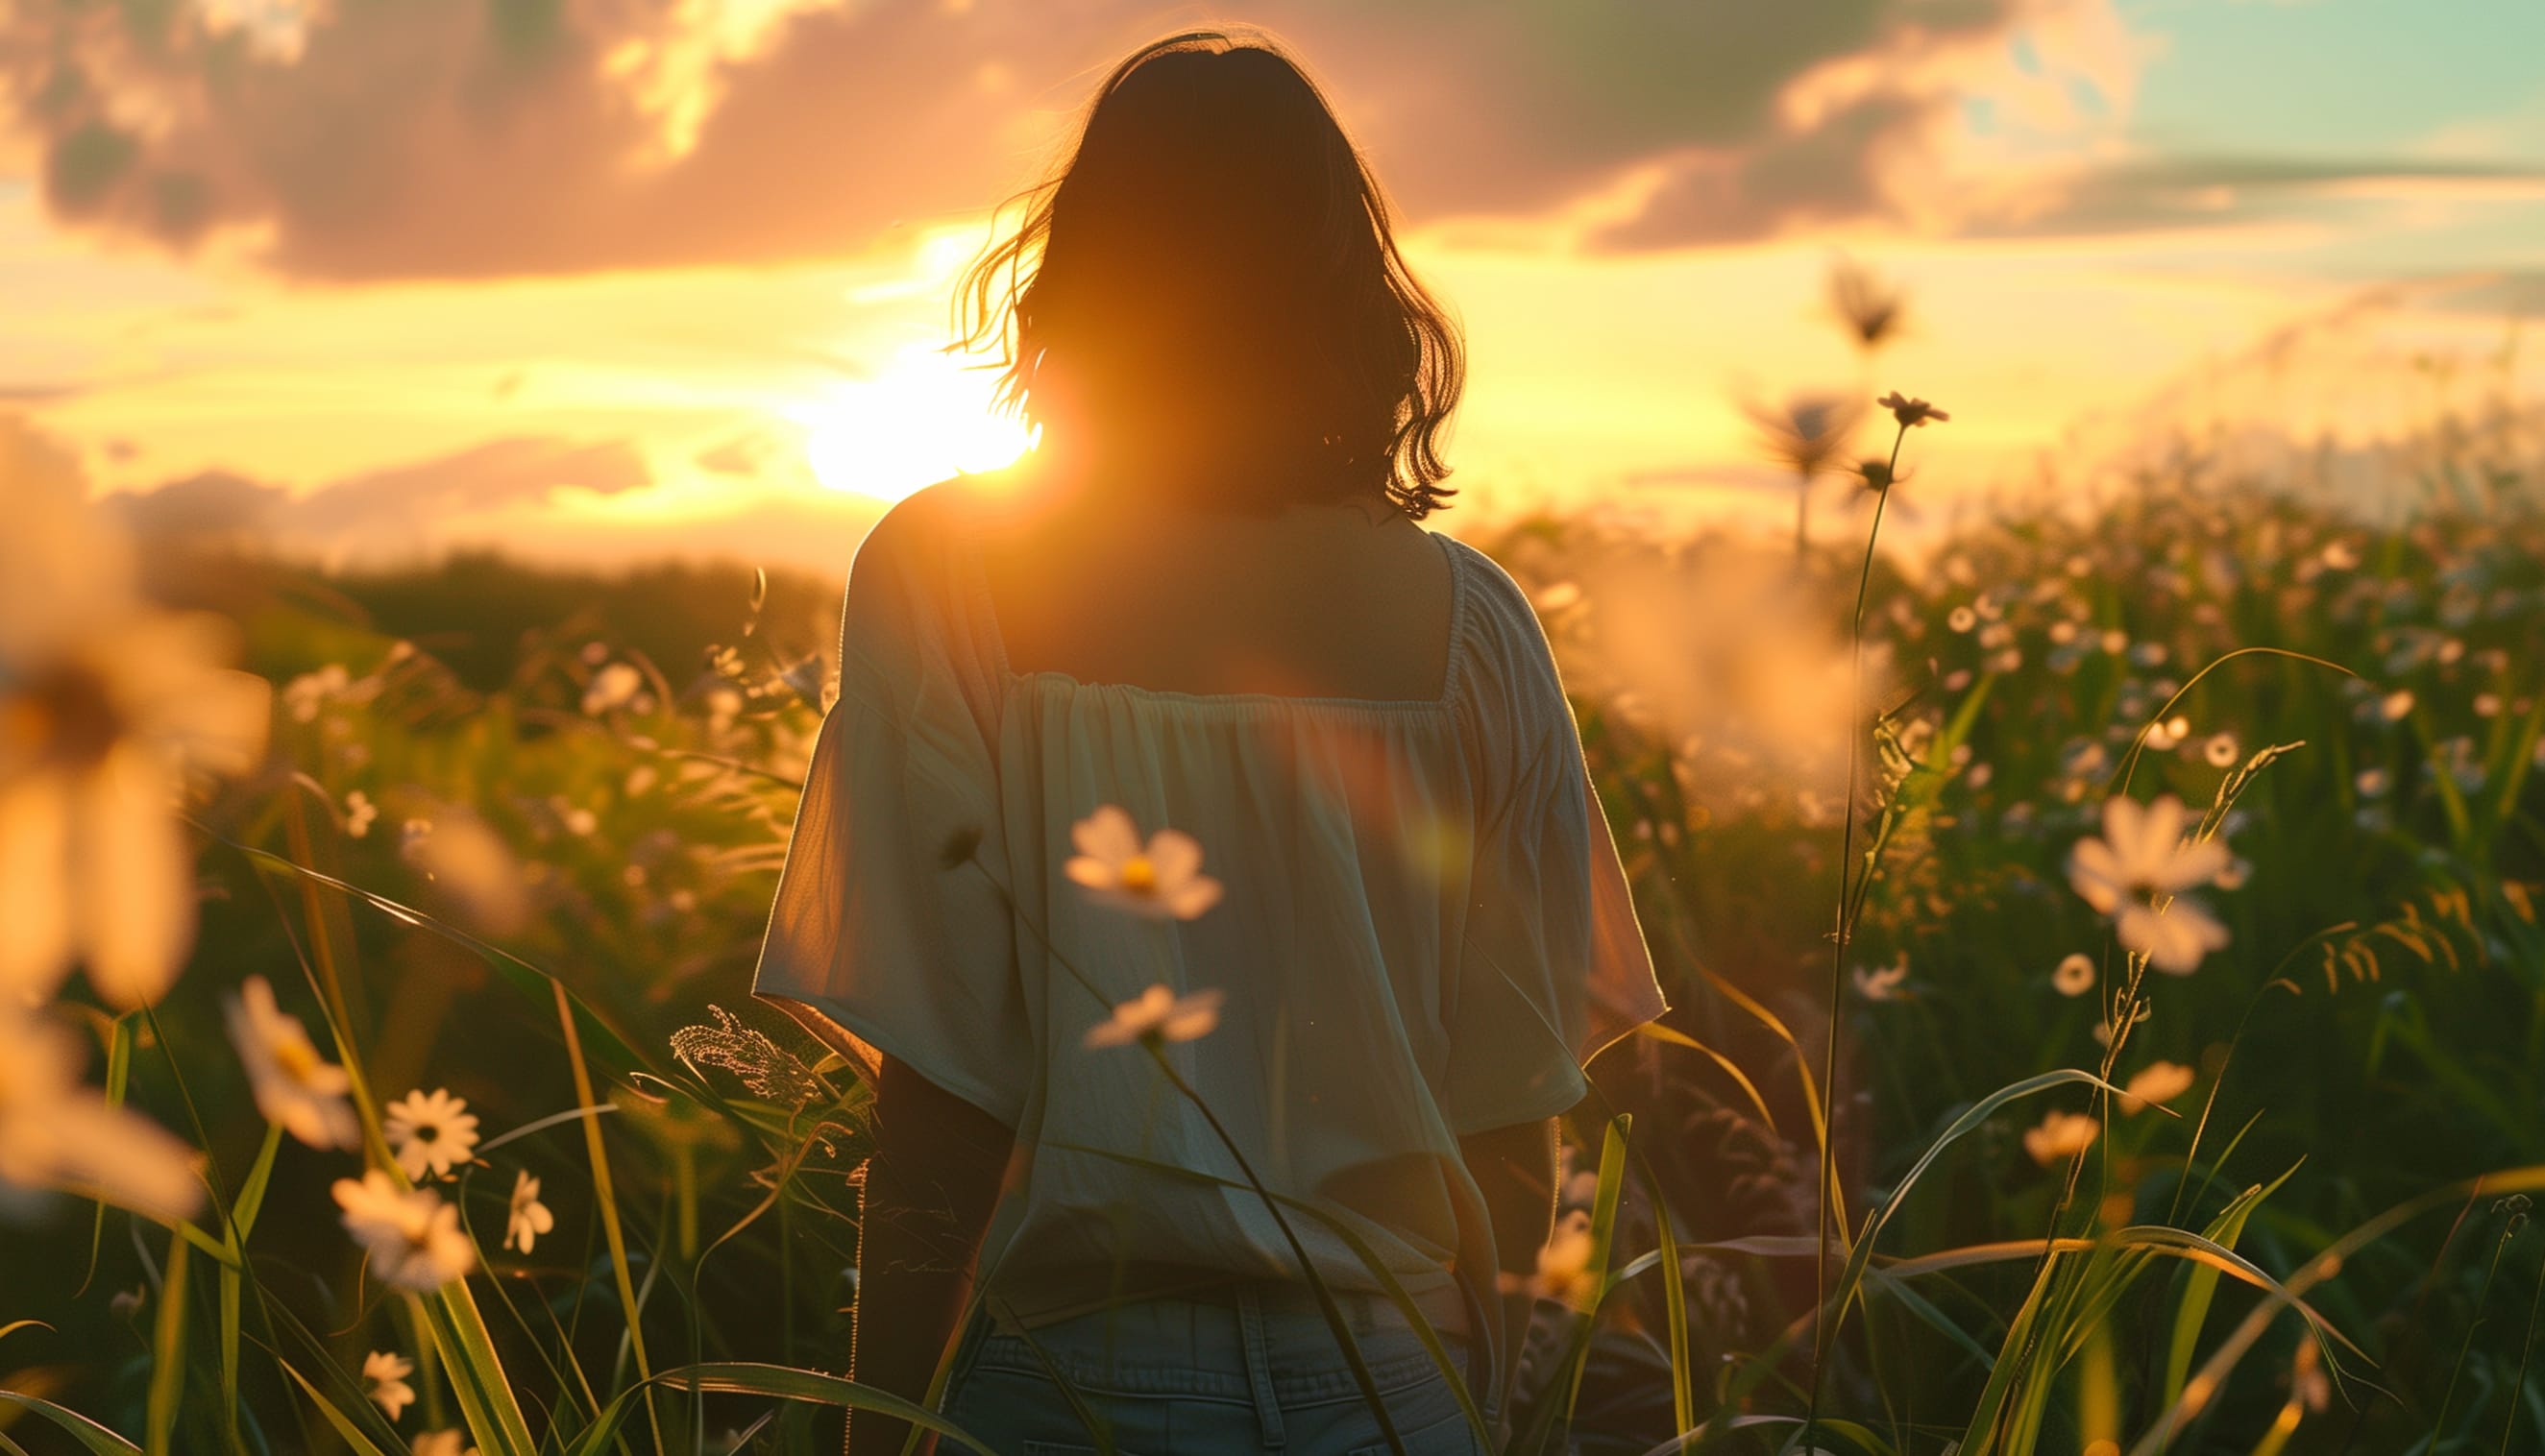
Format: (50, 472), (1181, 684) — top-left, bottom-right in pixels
(951, 28), (1465, 519)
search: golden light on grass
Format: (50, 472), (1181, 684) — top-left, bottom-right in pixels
(790, 342), (1036, 502)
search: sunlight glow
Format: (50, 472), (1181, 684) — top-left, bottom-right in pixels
(791, 343), (1037, 502)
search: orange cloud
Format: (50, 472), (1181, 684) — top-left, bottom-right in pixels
(5, 0), (2161, 279)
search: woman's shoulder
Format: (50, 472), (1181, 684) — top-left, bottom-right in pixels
(1432, 531), (1570, 731)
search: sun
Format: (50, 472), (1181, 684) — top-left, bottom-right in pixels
(792, 343), (1038, 501)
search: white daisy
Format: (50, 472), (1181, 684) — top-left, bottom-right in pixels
(581, 663), (643, 716)
(0, 424), (270, 1010)
(2115, 899), (2232, 976)
(1850, 954), (1910, 1002)
(383, 1089), (479, 1180)
(2119, 1061), (2195, 1116)
(1064, 806), (1223, 920)
(362, 1349), (415, 1420)
(503, 1169), (554, 1254)
(224, 975), (360, 1151)
(1495, 1207), (1600, 1309)
(2023, 1109), (2099, 1167)
(2068, 794), (2233, 974)
(333, 1170), (477, 1290)
(2052, 953), (2095, 997)
(0, 1004), (204, 1224)
(411, 1432), (479, 1456)
(1083, 984), (1225, 1050)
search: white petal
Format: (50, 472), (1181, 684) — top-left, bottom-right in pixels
(2099, 796), (2148, 870)
(72, 747), (194, 1009)
(2066, 838), (2124, 913)
(2157, 838), (2230, 893)
(0, 772), (76, 998)
(1064, 855), (1114, 889)
(53, 1096), (205, 1224)
(1144, 829), (1204, 888)
(1071, 806), (1139, 865)
(1164, 874), (1223, 920)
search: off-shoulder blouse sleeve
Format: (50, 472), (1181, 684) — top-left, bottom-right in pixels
(1438, 544), (1670, 1133)
(749, 499), (1030, 1128)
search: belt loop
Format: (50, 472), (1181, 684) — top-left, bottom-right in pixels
(1236, 1283), (1286, 1448)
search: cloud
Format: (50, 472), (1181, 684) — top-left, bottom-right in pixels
(1954, 153), (2545, 238)
(3, 0), (2148, 279)
(109, 435), (652, 562)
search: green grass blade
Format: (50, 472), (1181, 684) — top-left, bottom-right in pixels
(418, 1286), (539, 1456)
(273, 1358), (402, 1456)
(228, 1123), (284, 1241)
(82, 1013), (138, 1298)
(0, 1394), (144, 1455)
(1823, 1070), (2125, 1372)
(1859, 1266), (1995, 1372)
(144, 1233), (187, 1456)
(1631, 1138), (1696, 1443)
(1636, 1022), (1780, 1138)
(2164, 1163), (2303, 1409)
(551, 979), (662, 1455)
(562, 1362), (1002, 1456)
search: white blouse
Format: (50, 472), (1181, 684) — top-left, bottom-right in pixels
(751, 479), (1669, 1349)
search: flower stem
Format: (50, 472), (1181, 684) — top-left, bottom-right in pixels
(1804, 420), (1908, 1435)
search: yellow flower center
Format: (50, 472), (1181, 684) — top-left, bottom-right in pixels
(1119, 856), (1157, 895)
(274, 1036), (321, 1085)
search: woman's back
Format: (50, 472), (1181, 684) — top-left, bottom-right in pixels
(752, 471), (1666, 1336)
(973, 474), (1456, 705)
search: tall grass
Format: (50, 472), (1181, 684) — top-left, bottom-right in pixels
(4, 292), (2543, 1453)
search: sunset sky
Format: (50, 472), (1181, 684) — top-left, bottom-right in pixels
(4, 0), (2540, 572)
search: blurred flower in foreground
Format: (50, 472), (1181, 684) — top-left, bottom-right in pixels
(1829, 255), (1906, 352)
(0, 423), (271, 1009)
(333, 1169), (477, 1290)
(384, 1088), (480, 1179)
(1875, 391), (1950, 429)
(0, 1005), (205, 1224)
(581, 662), (644, 716)
(412, 1431), (479, 1456)
(1850, 954), (1909, 1002)
(363, 1350), (416, 1420)
(2053, 953), (2096, 997)
(504, 1169), (554, 1254)
(2119, 1060), (2194, 1115)
(2068, 794), (2232, 973)
(1065, 805), (1223, 920)
(401, 811), (530, 935)
(1746, 391), (1866, 557)
(2023, 1108), (2100, 1166)
(1498, 1206), (1600, 1308)
(1084, 983), (1224, 1050)
(225, 975), (360, 1151)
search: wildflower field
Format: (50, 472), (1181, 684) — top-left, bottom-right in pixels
(4, 326), (2544, 1454)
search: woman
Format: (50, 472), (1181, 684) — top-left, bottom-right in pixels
(753, 28), (1669, 1455)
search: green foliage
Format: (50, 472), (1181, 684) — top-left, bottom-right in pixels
(6, 428), (2544, 1452)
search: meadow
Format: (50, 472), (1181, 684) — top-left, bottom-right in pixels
(1, 317), (2541, 1455)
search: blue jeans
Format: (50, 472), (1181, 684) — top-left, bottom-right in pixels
(935, 1281), (1492, 1456)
